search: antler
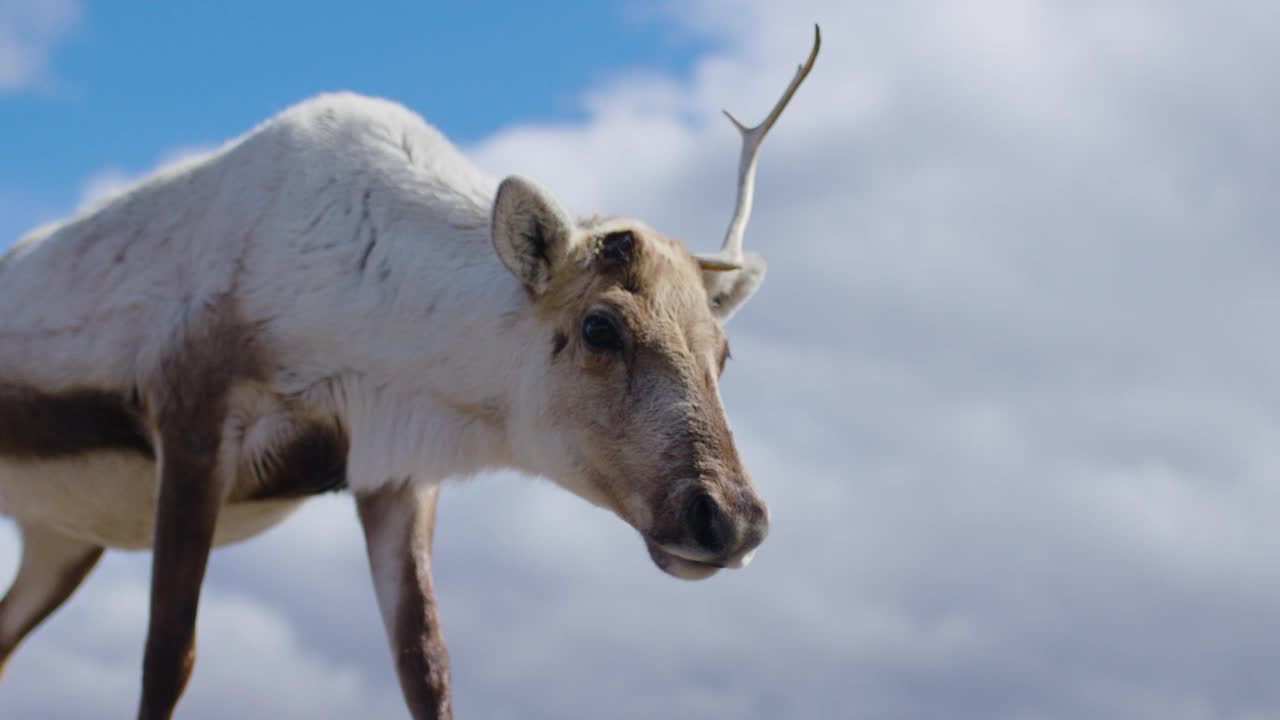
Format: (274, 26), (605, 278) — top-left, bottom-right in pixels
(697, 24), (821, 272)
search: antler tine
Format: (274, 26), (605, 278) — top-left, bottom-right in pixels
(697, 24), (821, 272)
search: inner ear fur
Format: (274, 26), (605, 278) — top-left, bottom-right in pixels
(491, 175), (576, 296)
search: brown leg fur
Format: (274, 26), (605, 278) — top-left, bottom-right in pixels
(0, 523), (103, 679)
(135, 294), (263, 719)
(136, 422), (236, 720)
(358, 483), (452, 720)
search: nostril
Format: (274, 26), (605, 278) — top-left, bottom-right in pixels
(686, 493), (726, 555)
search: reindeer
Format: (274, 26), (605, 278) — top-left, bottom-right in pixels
(0, 26), (820, 720)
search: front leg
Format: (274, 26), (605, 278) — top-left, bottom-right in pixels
(357, 482), (451, 720)
(138, 421), (235, 720)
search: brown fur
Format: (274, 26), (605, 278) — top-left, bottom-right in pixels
(0, 289), (450, 716)
(138, 293), (268, 720)
(537, 223), (757, 546)
(0, 383), (153, 460)
(357, 484), (452, 720)
(242, 423), (350, 500)
(0, 526), (103, 679)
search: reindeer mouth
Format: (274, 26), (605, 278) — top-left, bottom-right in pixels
(644, 539), (723, 581)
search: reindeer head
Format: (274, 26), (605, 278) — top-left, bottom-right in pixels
(491, 27), (820, 580)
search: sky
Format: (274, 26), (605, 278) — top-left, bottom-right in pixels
(3, 1), (1280, 718)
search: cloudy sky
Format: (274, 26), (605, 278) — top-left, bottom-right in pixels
(4, 1), (1280, 718)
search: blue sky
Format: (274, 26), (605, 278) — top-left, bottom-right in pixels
(7, 2), (1280, 719)
(1, 2), (709, 241)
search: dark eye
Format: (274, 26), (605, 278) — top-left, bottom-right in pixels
(582, 312), (623, 352)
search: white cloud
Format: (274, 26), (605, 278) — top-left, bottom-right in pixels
(461, 2), (1280, 717)
(78, 146), (217, 211)
(76, 170), (137, 211)
(0, 0), (80, 93)
(6, 2), (1280, 718)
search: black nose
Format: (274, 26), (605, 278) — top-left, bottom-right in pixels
(685, 492), (727, 555)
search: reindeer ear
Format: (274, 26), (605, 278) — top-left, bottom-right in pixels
(491, 175), (577, 295)
(702, 252), (766, 323)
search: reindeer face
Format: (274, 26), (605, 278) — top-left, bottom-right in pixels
(488, 26), (818, 579)
(492, 177), (769, 579)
